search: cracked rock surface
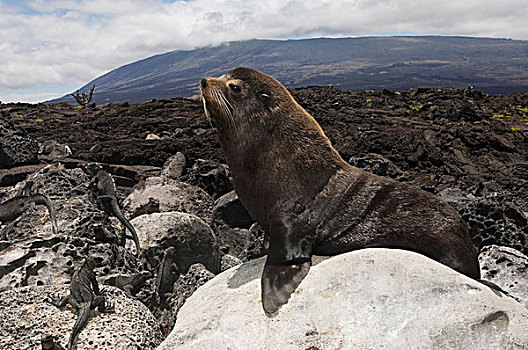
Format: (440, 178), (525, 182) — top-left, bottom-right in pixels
(0, 285), (162, 350)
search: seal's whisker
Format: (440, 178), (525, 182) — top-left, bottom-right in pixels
(221, 92), (234, 112)
(201, 96), (215, 130)
(211, 89), (226, 127)
(212, 88), (236, 131)
(218, 91), (236, 131)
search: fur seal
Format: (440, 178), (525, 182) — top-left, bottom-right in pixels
(200, 67), (480, 314)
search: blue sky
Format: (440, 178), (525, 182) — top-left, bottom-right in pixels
(1, 0), (527, 103)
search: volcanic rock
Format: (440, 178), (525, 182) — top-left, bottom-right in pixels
(160, 152), (186, 180)
(38, 140), (72, 158)
(439, 183), (528, 254)
(0, 164), (46, 187)
(0, 118), (39, 169)
(181, 159), (232, 199)
(170, 263), (215, 322)
(213, 190), (253, 229)
(348, 153), (405, 179)
(479, 245), (528, 310)
(0, 164), (138, 291)
(0, 285), (162, 350)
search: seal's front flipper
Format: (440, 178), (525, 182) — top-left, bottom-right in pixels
(261, 258), (311, 314)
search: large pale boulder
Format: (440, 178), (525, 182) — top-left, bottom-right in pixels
(158, 249), (528, 350)
(0, 285), (162, 350)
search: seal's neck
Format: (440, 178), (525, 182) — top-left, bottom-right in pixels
(222, 107), (348, 225)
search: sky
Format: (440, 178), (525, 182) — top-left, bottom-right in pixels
(1, 0), (527, 103)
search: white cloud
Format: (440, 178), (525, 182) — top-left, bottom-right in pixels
(1, 0), (527, 103)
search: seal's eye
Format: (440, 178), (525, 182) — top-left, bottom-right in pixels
(228, 83), (241, 93)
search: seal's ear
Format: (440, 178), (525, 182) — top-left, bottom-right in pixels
(260, 93), (272, 110)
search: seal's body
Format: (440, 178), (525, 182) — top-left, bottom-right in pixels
(200, 67), (480, 314)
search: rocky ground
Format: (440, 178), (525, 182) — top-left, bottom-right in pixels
(1, 86), (527, 349)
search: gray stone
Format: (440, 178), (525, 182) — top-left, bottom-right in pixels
(213, 225), (267, 262)
(181, 159), (232, 199)
(220, 254), (242, 272)
(439, 183), (528, 255)
(130, 212), (221, 274)
(0, 285), (162, 350)
(159, 249), (528, 350)
(479, 245), (528, 310)
(170, 263), (215, 322)
(0, 240), (71, 291)
(39, 140), (72, 158)
(123, 177), (214, 222)
(161, 152), (186, 180)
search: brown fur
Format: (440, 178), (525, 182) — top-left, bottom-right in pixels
(201, 67), (480, 314)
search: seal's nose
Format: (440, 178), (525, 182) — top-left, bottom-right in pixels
(200, 78), (207, 89)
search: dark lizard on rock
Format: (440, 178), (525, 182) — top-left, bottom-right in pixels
(48, 256), (115, 350)
(155, 246), (180, 307)
(41, 334), (66, 350)
(84, 164), (140, 256)
(103, 270), (151, 296)
(0, 194), (58, 234)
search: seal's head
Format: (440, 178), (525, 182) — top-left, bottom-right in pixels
(199, 66), (346, 224)
(200, 67), (297, 144)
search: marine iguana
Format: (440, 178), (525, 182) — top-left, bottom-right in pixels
(102, 270), (151, 297)
(84, 164), (140, 256)
(48, 256), (114, 350)
(155, 246), (180, 307)
(0, 194), (58, 234)
(41, 335), (66, 350)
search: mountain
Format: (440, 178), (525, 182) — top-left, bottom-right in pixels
(51, 36), (528, 104)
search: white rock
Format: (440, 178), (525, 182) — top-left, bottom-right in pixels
(0, 240), (72, 291)
(158, 249), (528, 350)
(146, 133), (161, 140)
(0, 285), (162, 350)
(479, 244), (528, 309)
